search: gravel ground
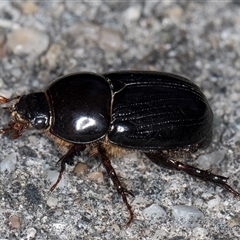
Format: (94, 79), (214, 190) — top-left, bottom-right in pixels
(0, 2), (240, 240)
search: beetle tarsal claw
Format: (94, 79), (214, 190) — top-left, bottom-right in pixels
(50, 171), (63, 192)
(145, 152), (240, 198)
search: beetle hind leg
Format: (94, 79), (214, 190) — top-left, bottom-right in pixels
(50, 144), (86, 191)
(145, 152), (240, 198)
(97, 143), (134, 227)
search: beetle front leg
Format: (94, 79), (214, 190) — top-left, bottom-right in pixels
(145, 152), (240, 198)
(50, 144), (86, 191)
(97, 144), (134, 227)
(0, 95), (20, 104)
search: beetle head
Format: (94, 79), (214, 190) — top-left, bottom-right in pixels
(0, 92), (50, 139)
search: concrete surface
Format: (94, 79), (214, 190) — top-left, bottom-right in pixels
(0, 2), (239, 240)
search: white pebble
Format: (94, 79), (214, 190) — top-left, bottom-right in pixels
(143, 204), (166, 224)
(172, 205), (204, 227)
(111, 223), (120, 233)
(191, 227), (208, 238)
(196, 150), (226, 169)
(123, 5), (142, 22)
(26, 227), (37, 240)
(28, 136), (38, 145)
(47, 196), (58, 208)
(207, 195), (221, 209)
(0, 152), (17, 172)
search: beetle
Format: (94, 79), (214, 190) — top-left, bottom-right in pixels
(0, 71), (239, 226)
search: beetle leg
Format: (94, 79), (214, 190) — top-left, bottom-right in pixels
(0, 95), (20, 104)
(50, 144), (86, 192)
(97, 144), (134, 227)
(145, 152), (240, 198)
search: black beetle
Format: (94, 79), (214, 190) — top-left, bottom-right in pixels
(0, 71), (239, 226)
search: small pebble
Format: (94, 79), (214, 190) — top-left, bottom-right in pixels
(73, 162), (88, 176)
(207, 195), (221, 209)
(123, 5), (142, 22)
(165, 6), (183, 19)
(6, 27), (49, 60)
(47, 196), (58, 208)
(28, 136), (38, 145)
(172, 205), (204, 227)
(41, 216), (48, 224)
(0, 152), (17, 173)
(143, 204), (166, 224)
(26, 227), (37, 240)
(191, 227), (208, 239)
(9, 215), (20, 229)
(99, 28), (122, 51)
(111, 223), (120, 233)
(20, 1), (37, 15)
(196, 150), (226, 169)
(87, 171), (104, 183)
